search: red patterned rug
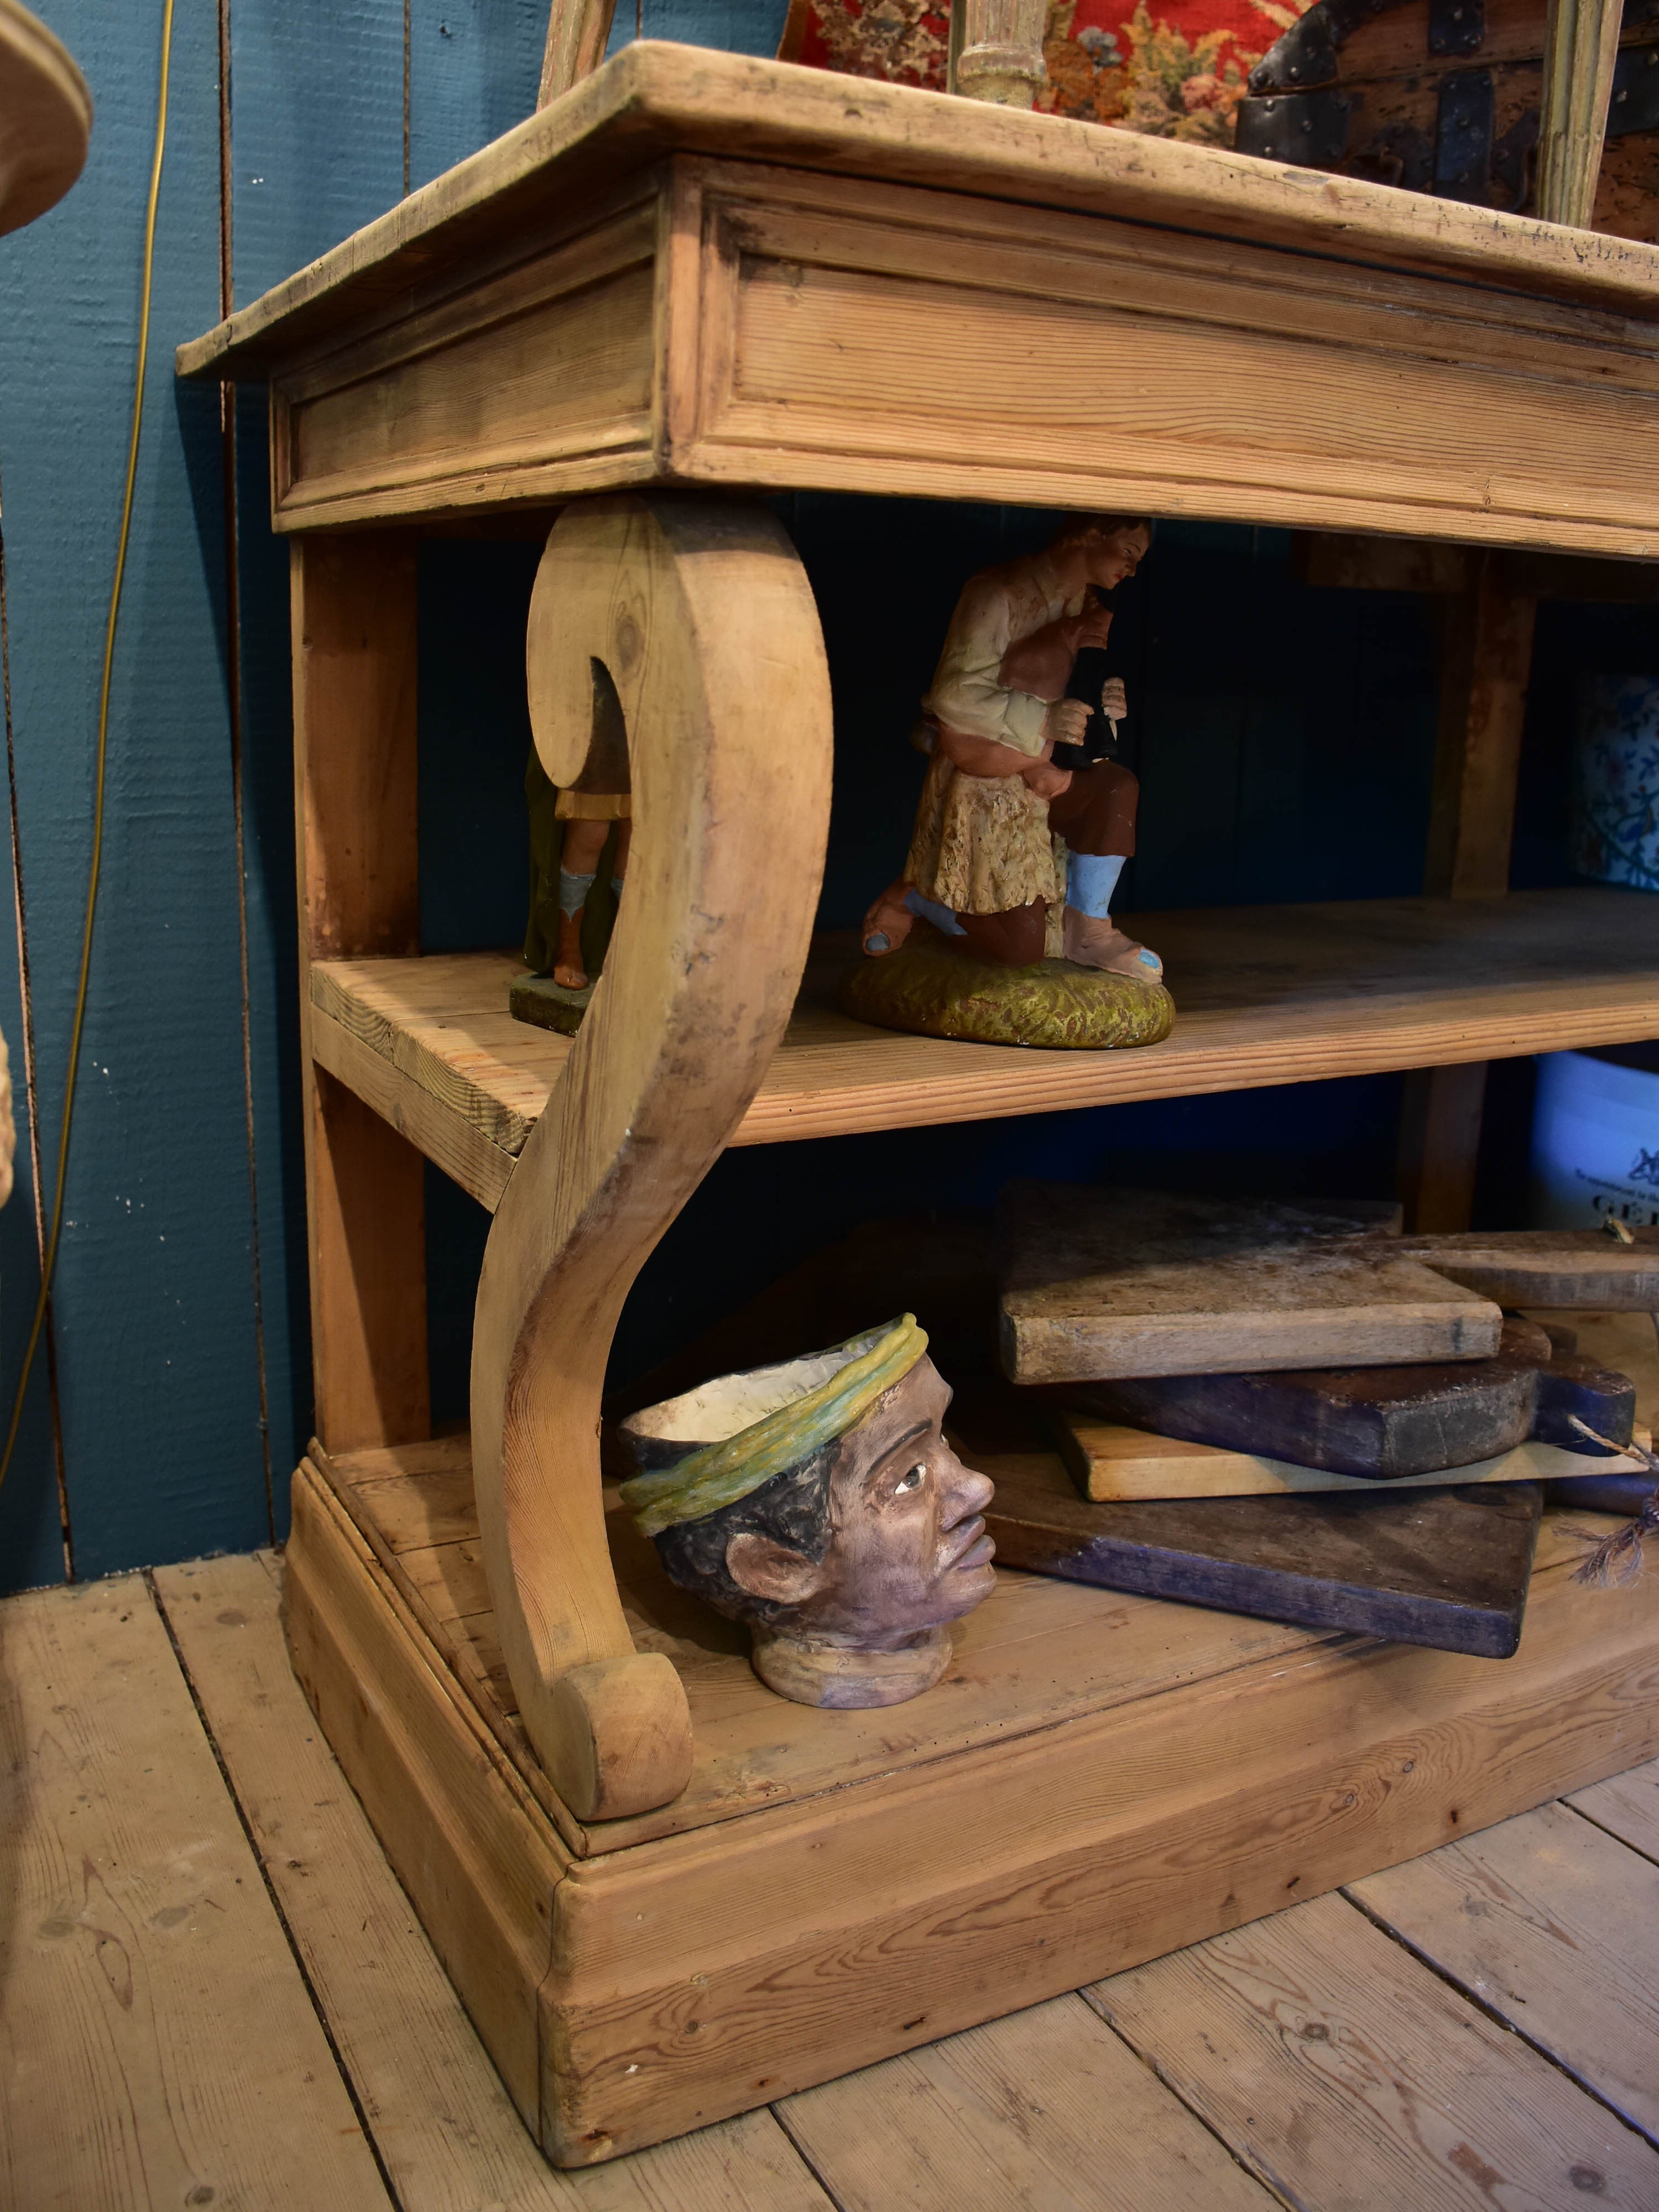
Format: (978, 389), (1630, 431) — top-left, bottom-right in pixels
(778, 0), (1307, 145)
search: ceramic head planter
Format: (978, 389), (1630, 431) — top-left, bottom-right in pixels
(619, 1317), (997, 1708)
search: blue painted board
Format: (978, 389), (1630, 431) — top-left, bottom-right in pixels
(409, 0), (545, 192)
(226, 1), (411, 1518)
(0, 0), (267, 1585)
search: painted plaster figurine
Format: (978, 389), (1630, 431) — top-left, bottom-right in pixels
(547, 805), (630, 989)
(862, 514), (1160, 979)
(524, 748), (632, 993)
(619, 1316), (997, 1709)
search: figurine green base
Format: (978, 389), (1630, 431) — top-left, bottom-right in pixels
(509, 973), (594, 1035)
(838, 928), (1175, 1050)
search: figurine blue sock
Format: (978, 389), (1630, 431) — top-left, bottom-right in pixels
(1067, 852), (1125, 920)
(903, 889), (967, 938)
(611, 875), (624, 899)
(558, 867), (596, 917)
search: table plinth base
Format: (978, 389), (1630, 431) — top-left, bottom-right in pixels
(283, 1435), (1659, 2167)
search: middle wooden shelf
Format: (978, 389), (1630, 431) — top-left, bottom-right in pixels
(309, 885), (1659, 1213)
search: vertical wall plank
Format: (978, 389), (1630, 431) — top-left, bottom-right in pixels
(0, 467), (69, 1589)
(408, 0), (545, 193)
(0, 0), (269, 1587)
(226, 0), (411, 1494)
(227, 0), (408, 307)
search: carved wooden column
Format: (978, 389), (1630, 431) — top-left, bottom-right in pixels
(470, 496), (833, 1820)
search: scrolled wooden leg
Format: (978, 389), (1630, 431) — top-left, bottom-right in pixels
(472, 495), (833, 1820)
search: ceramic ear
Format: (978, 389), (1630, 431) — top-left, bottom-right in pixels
(724, 1531), (826, 1607)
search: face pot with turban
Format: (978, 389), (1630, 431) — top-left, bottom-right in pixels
(618, 1317), (997, 1708)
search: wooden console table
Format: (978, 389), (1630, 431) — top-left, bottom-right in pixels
(181, 43), (1659, 2164)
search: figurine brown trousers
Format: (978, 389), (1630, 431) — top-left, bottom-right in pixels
(954, 760), (1140, 967)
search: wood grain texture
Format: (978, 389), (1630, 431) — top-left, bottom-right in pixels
(1091, 1891), (1659, 2210)
(1427, 559), (1538, 900)
(1530, 1311), (1659, 1417)
(998, 1185), (1500, 1385)
(1405, 1232), (1659, 1308)
(0, 1575), (389, 2210)
(308, 1070), (432, 1453)
(776, 1991), (1276, 2211)
(0, 0), (91, 236)
(320, 1431), (1318, 1854)
(1568, 1750), (1659, 1861)
(532, 1516), (1659, 2152)
(538, 0), (620, 109)
(1065, 1314), (1635, 1478)
(234, 145), (1659, 548)
(1537, 0), (1624, 227)
(285, 1459), (570, 2126)
(670, 161), (1659, 556)
(470, 497), (832, 1819)
(1350, 1799), (1659, 2145)
(293, 533), (430, 1453)
(983, 1455), (1544, 1657)
(293, 1428), (1659, 2160)
(276, 189), (659, 528)
(1052, 1417), (1652, 1499)
(176, 43), (1659, 390)
(308, 887), (1659, 1209)
(154, 1550), (831, 2212)
(1399, 1061), (1489, 1234)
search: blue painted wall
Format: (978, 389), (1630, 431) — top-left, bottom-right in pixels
(0, 0), (1645, 1588)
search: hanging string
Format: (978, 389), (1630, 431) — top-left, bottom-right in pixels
(0, 0), (178, 1493)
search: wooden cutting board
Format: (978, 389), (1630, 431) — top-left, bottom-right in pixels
(1058, 1317), (1635, 1483)
(998, 1184), (1659, 1385)
(983, 1452), (1543, 1657)
(1048, 1422), (1653, 1501)
(999, 1186), (1501, 1383)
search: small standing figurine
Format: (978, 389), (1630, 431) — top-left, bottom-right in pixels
(863, 513), (1159, 978)
(618, 1316), (997, 1709)
(513, 752), (630, 1032)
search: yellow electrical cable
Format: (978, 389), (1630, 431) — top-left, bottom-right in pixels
(0, 0), (176, 1492)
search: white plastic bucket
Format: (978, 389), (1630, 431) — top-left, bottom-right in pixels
(1529, 1049), (1659, 1230)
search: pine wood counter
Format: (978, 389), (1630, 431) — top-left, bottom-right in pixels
(178, 43), (1659, 554)
(178, 44), (1659, 2165)
(286, 1431), (1659, 2160)
(311, 888), (1659, 1210)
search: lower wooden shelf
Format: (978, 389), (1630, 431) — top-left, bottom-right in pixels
(310, 888), (1659, 1211)
(286, 1428), (1659, 2165)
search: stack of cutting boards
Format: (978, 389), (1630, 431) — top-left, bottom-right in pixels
(987, 1185), (1659, 1657)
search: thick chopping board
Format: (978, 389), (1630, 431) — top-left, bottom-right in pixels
(1051, 1421), (1652, 1500)
(999, 1186), (1501, 1383)
(1061, 1317), (1635, 1481)
(983, 1453), (1542, 1657)
(1392, 1230), (1659, 1310)
(998, 1185), (1659, 1385)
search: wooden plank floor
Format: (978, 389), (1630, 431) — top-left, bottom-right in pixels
(7, 1552), (1659, 2210)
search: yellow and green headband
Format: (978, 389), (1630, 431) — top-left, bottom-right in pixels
(621, 1315), (928, 1539)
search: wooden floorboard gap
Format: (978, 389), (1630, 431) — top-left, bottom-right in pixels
(1338, 1879), (1659, 2153)
(1558, 1793), (1659, 1873)
(143, 1567), (405, 2212)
